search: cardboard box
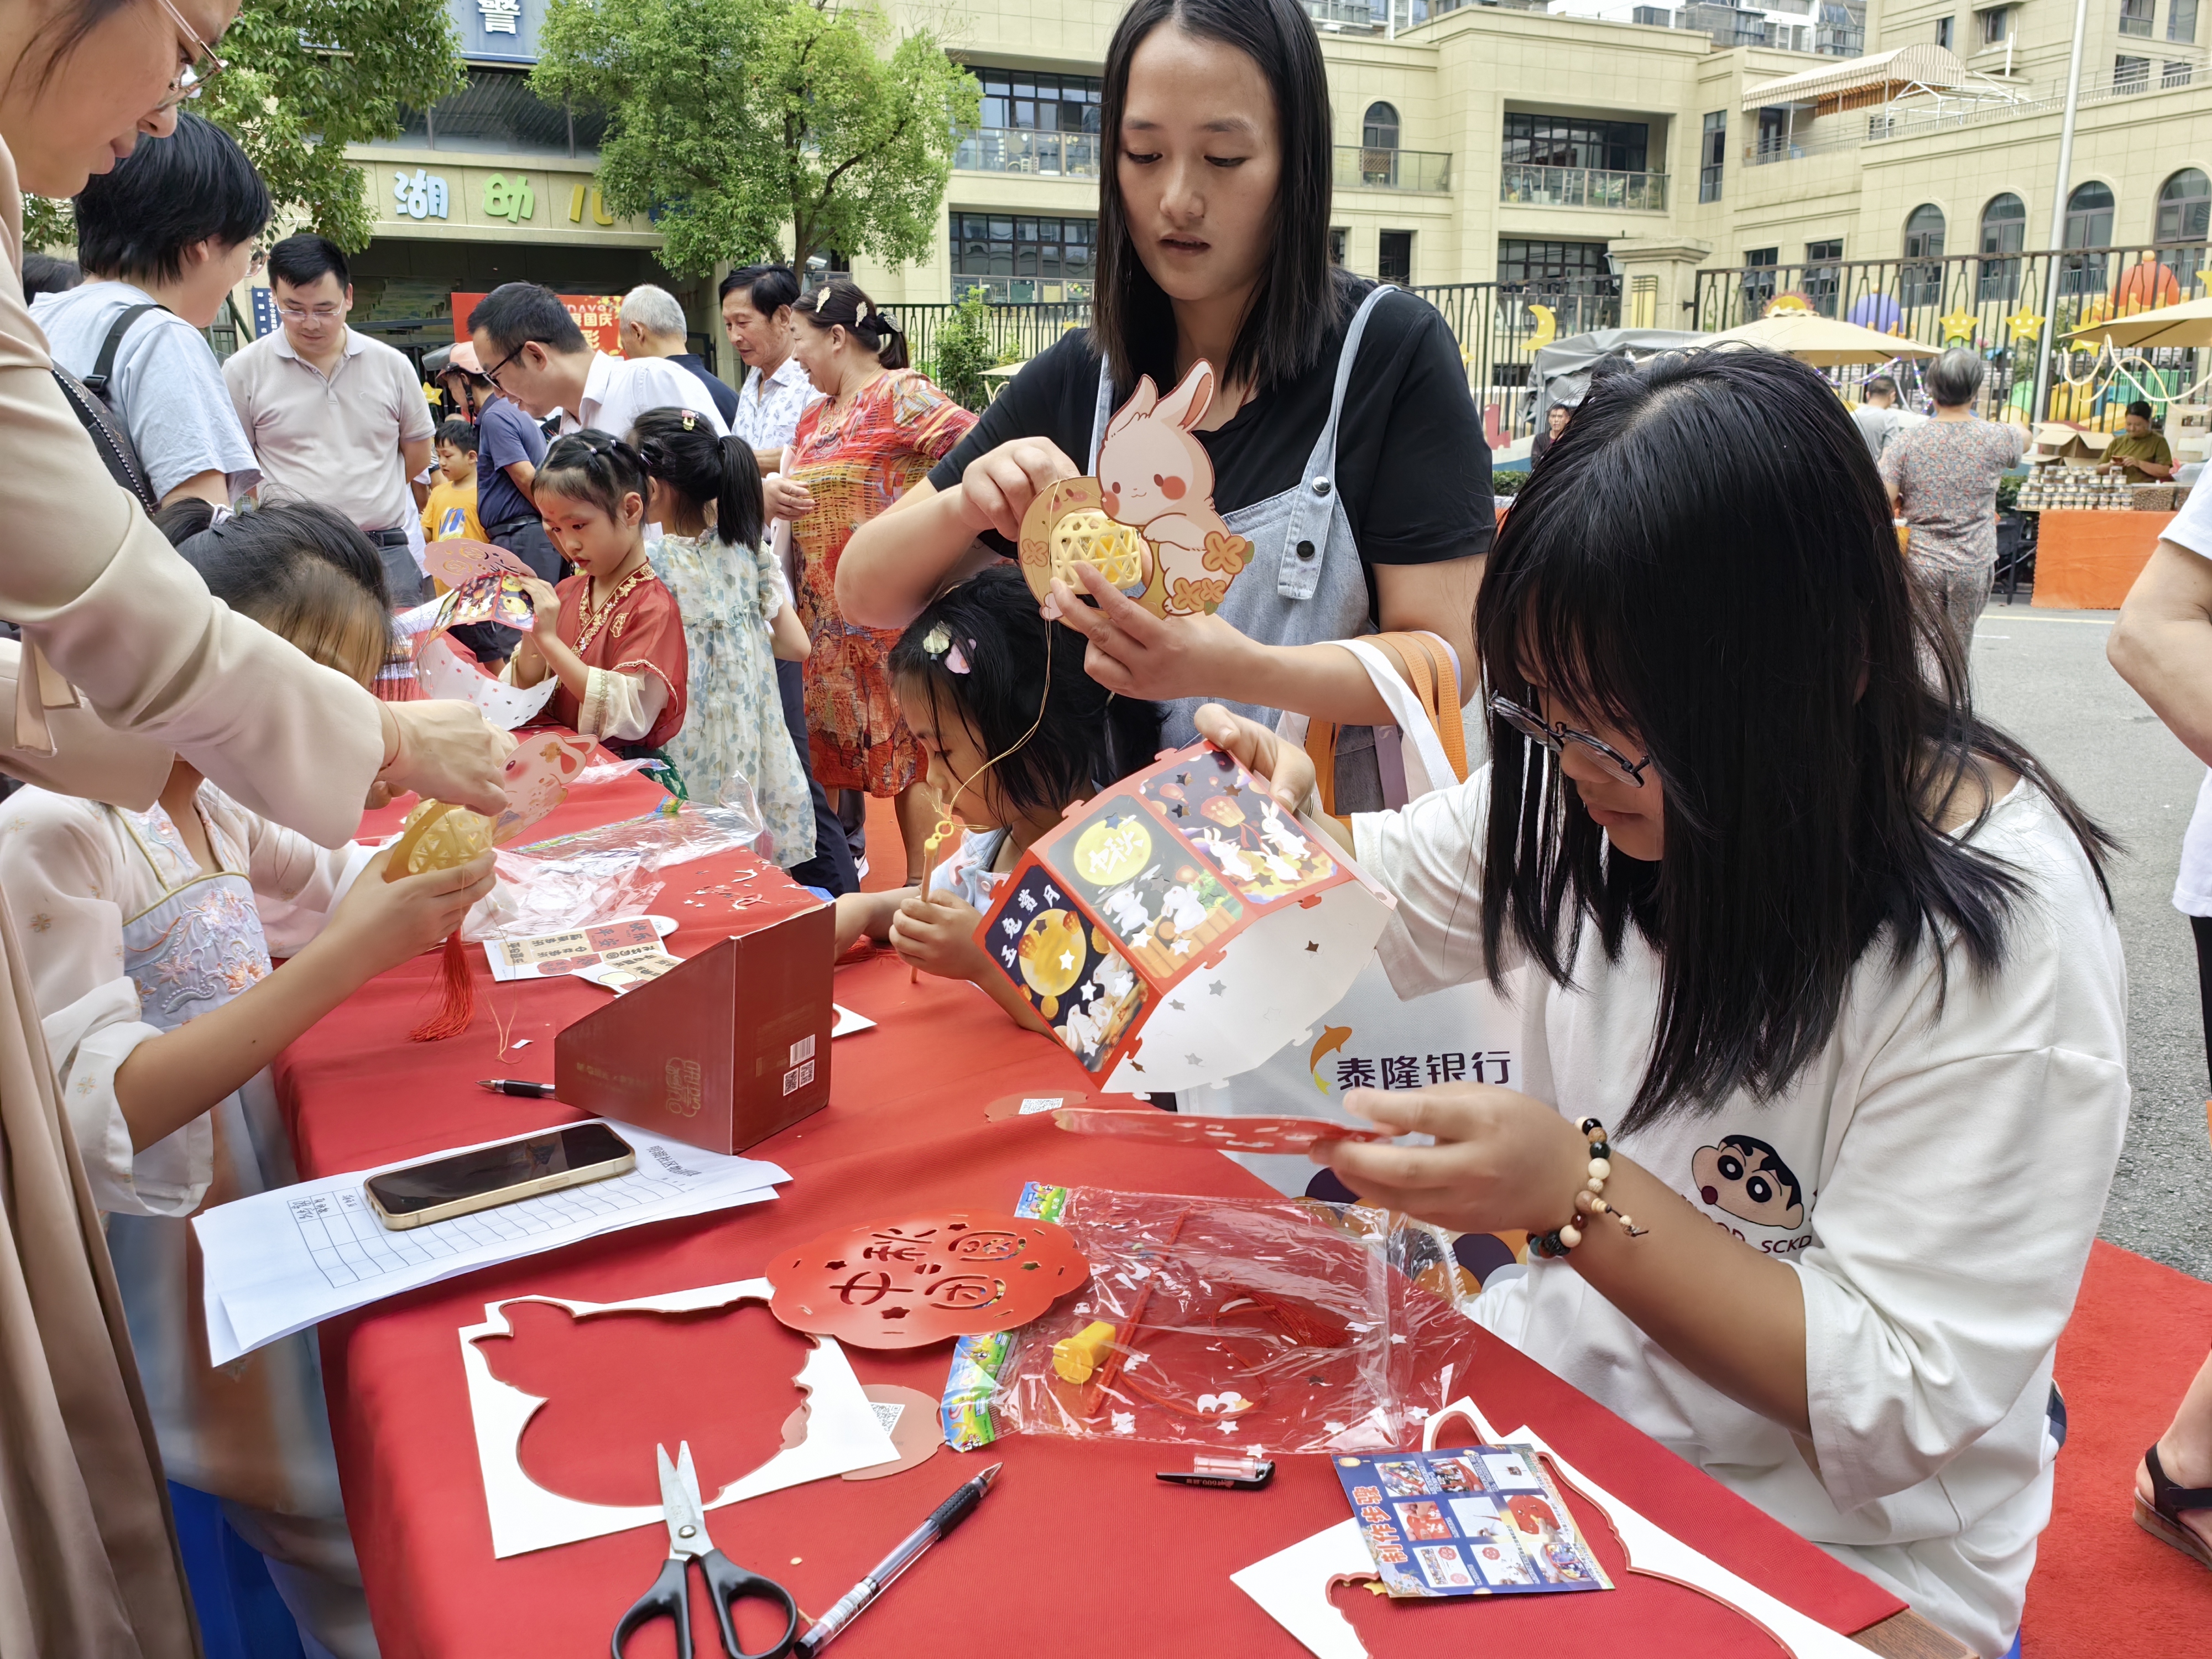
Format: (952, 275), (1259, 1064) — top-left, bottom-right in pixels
(554, 898), (834, 1154)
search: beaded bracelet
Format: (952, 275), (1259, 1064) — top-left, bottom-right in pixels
(1531, 1117), (1650, 1259)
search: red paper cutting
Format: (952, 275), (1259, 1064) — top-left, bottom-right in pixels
(769, 1212), (1090, 1350)
(1051, 1107), (1392, 1155)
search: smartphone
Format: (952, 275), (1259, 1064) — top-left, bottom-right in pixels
(363, 1121), (636, 1230)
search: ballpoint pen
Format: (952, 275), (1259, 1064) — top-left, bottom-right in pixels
(477, 1078), (557, 1098)
(797, 1463), (1003, 1655)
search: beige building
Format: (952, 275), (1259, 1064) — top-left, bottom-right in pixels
(331, 0), (2211, 395)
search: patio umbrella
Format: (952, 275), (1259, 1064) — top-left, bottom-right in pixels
(2064, 294), (2212, 350)
(1701, 312), (1944, 367)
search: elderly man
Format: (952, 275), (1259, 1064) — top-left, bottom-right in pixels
(619, 284), (738, 426)
(469, 283), (727, 439)
(224, 234), (438, 602)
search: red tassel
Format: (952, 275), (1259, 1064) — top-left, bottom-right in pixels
(409, 930), (477, 1041)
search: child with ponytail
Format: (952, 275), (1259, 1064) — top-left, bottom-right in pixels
(835, 566), (1162, 1032)
(628, 406), (814, 863)
(506, 430), (689, 763)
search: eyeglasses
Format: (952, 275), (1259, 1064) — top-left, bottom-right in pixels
(1488, 692), (1655, 789)
(152, 0), (227, 112)
(275, 302), (345, 324)
(481, 345), (526, 390)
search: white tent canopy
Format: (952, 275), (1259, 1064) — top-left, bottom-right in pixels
(1740, 43), (1968, 111)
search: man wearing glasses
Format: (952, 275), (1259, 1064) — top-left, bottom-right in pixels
(223, 233), (437, 603)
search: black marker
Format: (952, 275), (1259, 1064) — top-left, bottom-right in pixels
(477, 1079), (557, 1098)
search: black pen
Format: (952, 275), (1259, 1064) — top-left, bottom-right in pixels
(477, 1078), (557, 1098)
(797, 1463), (1003, 1654)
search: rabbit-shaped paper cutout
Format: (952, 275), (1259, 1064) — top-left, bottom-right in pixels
(1097, 360), (1254, 616)
(493, 731), (597, 844)
(1015, 359), (1254, 620)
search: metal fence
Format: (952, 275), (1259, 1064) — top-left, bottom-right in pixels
(1692, 242), (2207, 420)
(890, 280), (1618, 439)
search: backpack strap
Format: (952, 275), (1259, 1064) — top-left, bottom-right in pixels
(84, 302), (166, 399)
(1300, 632), (1472, 817)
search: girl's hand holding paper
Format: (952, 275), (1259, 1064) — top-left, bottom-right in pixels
(888, 889), (987, 979)
(1316, 1084), (1596, 1239)
(1191, 701), (1318, 814)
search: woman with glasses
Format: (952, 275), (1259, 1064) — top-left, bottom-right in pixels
(0, 2), (509, 1649)
(1201, 348), (2125, 1659)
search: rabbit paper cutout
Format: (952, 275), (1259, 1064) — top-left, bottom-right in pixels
(1016, 359), (1255, 619)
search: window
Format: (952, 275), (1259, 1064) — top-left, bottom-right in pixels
(2166, 60), (2197, 84)
(1901, 204), (1947, 305)
(1501, 113), (1651, 173)
(1699, 111), (1726, 204)
(2120, 0), (2154, 34)
(1498, 238), (1614, 288)
(2174, 0), (2199, 39)
(1362, 102), (1401, 150)
(1329, 227), (1349, 266)
(1934, 14), (1953, 46)
(1977, 192), (2027, 299)
(1756, 106), (1791, 161)
(2061, 182), (2116, 295)
(2115, 53), (2152, 86)
(1741, 248), (1778, 311)
(2158, 169), (2211, 242)
(1378, 229), (1413, 286)
(1978, 6), (2009, 44)
(1805, 238), (1844, 317)
(395, 66), (607, 157)
(973, 69), (1103, 133)
(949, 212), (1096, 302)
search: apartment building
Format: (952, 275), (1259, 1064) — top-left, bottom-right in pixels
(336, 0), (2212, 363)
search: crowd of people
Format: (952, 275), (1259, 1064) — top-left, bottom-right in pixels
(0, 1), (2194, 1657)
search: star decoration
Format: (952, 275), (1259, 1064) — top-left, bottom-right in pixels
(1186, 1053), (1204, 1066)
(1208, 979), (1227, 997)
(1059, 951), (1076, 971)
(1305, 941), (1320, 953)
(1169, 999), (1186, 1011)
(2006, 307), (2046, 343)
(1171, 939), (1192, 956)
(1938, 308), (1978, 345)
(1171, 803), (1187, 818)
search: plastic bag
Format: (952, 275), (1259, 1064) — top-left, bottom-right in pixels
(942, 1182), (1484, 1458)
(466, 799), (770, 941)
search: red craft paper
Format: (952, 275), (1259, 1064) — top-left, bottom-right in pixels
(769, 1212), (1090, 1350)
(1051, 1107), (1392, 1155)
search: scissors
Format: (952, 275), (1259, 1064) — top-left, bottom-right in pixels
(611, 1442), (800, 1659)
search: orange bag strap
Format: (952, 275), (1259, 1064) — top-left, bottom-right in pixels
(1298, 632), (1473, 815)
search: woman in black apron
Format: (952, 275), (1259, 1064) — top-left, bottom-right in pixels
(837, 0), (1492, 810)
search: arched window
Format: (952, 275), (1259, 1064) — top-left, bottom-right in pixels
(1901, 203), (1945, 305)
(2157, 168), (2211, 243)
(1979, 193), (2026, 255)
(1976, 192), (2026, 301)
(2064, 181), (2115, 248)
(2061, 182), (2116, 298)
(1362, 102), (1400, 150)
(1903, 202), (1946, 259)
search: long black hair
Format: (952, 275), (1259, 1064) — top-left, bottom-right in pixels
(174, 502), (392, 684)
(1478, 347), (2112, 1132)
(1095, 0), (1343, 397)
(792, 278), (907, 372)
(535, 429), (650, 524)
(629, 408), (764, 549)
(887, 566), (1162, 824)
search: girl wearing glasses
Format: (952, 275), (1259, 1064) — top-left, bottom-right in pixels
(1203, 349), (2125, 1659)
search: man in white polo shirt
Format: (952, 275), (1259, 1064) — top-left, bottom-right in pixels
(222, 234), (437, 602)
(466, 283), (728, 440)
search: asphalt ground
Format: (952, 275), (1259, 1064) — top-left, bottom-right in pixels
(1969, 599), (2212, 1281)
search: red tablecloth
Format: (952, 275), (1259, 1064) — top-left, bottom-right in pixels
(278, 780), (1907, 1659)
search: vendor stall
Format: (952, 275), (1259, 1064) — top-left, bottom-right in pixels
(2031, 509), (2178, 609)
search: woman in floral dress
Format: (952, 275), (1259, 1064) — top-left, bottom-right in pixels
(769, 279), (977, 881)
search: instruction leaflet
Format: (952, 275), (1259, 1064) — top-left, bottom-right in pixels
(1333, 1445), (1613, 1598)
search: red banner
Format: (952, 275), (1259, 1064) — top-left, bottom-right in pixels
(451, 291), (624, 355)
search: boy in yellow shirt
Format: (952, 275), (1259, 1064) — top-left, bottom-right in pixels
(422, 418), (486, 544)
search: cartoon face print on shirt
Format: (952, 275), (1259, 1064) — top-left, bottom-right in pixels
(1691, 1134), (1806, 1231)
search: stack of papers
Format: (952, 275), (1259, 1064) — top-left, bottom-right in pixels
(195, 1122), (788, 1364)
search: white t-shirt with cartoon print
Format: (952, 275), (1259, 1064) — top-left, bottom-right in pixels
(1353, 769), (2127, 1659)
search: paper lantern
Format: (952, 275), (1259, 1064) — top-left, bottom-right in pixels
(971, 742), (1394, 1093)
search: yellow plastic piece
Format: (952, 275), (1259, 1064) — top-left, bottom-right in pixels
(1052, 1319), (1118, 1385)
(384, 799), (495, 881)
(1049, 509), (1147, 588)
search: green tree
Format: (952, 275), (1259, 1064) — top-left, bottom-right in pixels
(25, 0), (464, 254)
(533, 0), (978, 278)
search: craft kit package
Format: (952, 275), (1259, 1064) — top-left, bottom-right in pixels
(971, 742), (1394, 1091)
(471, 802), (771, 941)
(942, 1183), (1483, 1457)
(555, 880), (834, 1155)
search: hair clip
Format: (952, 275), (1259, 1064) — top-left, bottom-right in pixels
(946, 639), (973, 675)
(681, 410), (696, 430)
(922, 624), (952, 658)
